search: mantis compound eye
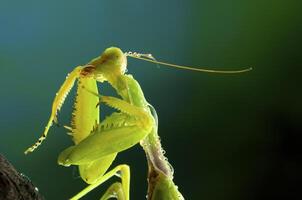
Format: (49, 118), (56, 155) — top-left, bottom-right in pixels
(80, 65), (96, 77)
(98, 47), (127, 75)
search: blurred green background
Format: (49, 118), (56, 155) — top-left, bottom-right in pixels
(0, 0), (301, 199)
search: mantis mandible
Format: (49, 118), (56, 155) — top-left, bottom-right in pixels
(24, 47), (251, 199)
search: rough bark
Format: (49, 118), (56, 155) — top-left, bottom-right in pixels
(0, 154), (43, 200)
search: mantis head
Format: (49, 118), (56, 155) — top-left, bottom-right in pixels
(83, 47), (127, 83)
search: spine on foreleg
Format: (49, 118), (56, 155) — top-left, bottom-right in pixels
(71, 77), (99, 144)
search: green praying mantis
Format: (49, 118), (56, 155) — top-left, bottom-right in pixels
(24, 47), (251, 199)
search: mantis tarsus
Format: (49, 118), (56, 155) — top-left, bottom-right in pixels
(24, 47), (251, 199)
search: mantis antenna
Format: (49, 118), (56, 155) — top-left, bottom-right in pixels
(125, 52), (252, 74)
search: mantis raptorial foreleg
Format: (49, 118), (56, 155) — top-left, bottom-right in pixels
(24, 66), (83, 154)
(99, 95), (154, 130)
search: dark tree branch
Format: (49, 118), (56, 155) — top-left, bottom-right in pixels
(0, 154), (44, 200)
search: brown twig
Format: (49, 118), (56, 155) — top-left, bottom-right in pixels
(0, 154), (44, 200)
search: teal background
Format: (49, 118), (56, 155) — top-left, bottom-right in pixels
(0, 0), (301, 199)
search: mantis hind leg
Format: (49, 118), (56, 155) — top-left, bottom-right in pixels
(70, 164), (130, 200)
